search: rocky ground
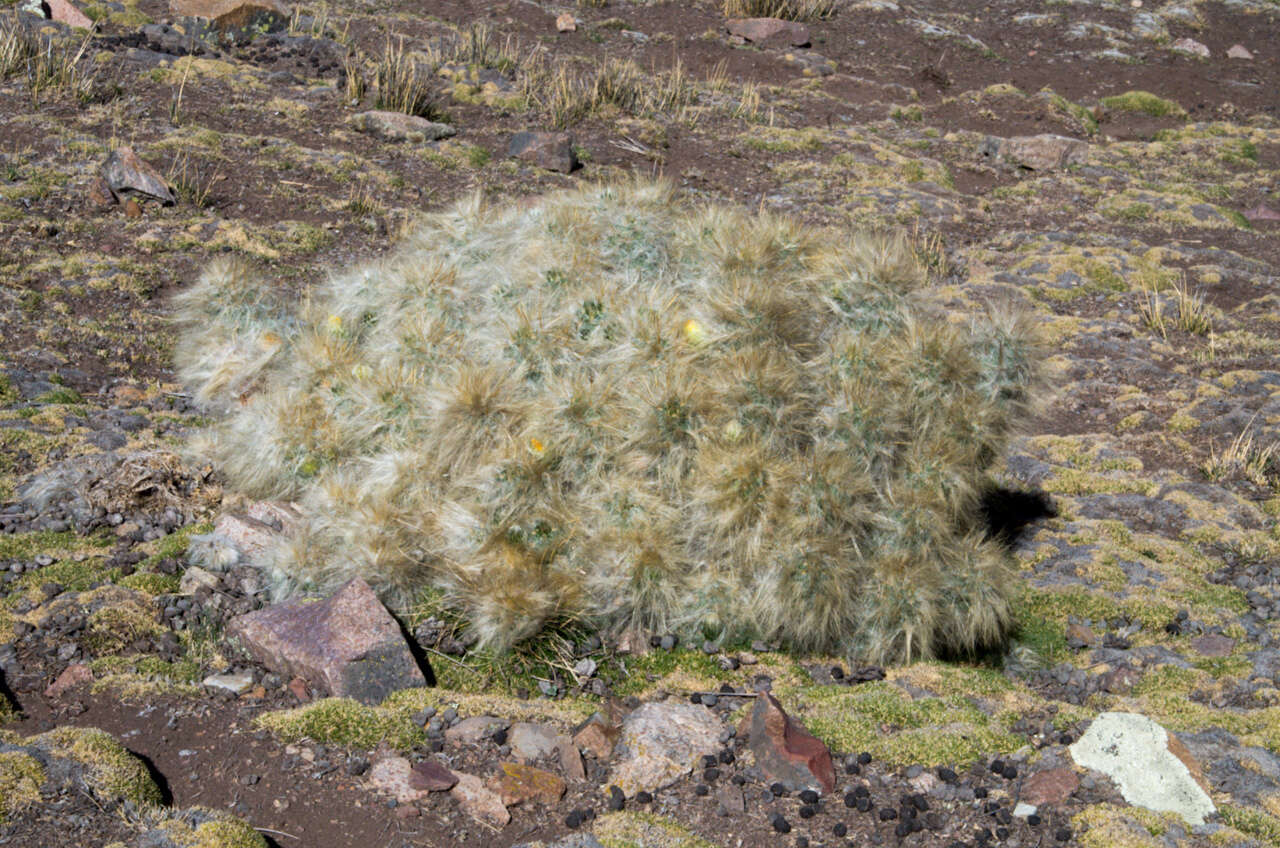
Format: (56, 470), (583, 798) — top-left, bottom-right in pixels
(2, 0), (1280, 846)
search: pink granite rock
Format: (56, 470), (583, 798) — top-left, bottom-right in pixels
(726, 17), (811, 47)
(227, 578), (427, 705)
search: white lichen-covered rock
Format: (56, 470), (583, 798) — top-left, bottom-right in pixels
(1069, 712), (1215, 826)
(608, 701), (722, 796)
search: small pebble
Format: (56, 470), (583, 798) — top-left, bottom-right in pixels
(770, 813), (790, 834)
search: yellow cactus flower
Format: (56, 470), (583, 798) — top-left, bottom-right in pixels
(259, 331), (282, 350)
(682, 318), (706, 346)
(326, 313), (343, 334)
(723, 420), (743, 442)
(529, 437), (545, 453)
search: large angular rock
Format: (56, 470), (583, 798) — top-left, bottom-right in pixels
(226, 578), (427, 705)
(348, 111), (457, 143)
(170, 0), (288, 33)
(726, 17), (811, 47)
(608, 701), (722, 796)
(45, 0), (94, 29)
(981, 134), (1088, 171)
(509, 132), (579, 174)
(1069, 712), (1215, 826)
(747, 691), (835, 795)
(100, 148), (175, 206)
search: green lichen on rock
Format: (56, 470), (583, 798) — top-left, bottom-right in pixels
(176, 180), (1043, 664)
(0, 751), (45, 824)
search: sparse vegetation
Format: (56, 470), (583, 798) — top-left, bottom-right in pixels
(1137, 273), (1212, 338)
(373, 36), (440, 119)
(1101, 90), (1187, 118)
(721, 0), (837, 21)
(1203, 424), (1279, 487)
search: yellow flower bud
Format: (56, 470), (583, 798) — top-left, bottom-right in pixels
(529, 437), (545, 453)
(326, 314), (343, 334)
(723, 420), (742, 442)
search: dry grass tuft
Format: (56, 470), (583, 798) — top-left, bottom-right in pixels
(176, 181), (1043, 664)
(1203, 424), (1279, 487)
(1137, 272), (1212, 339)
(373, 37), (439, 118)
(721, 0), (837, 21)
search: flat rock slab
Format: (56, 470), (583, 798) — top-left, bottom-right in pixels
(608, 701), (722, 796)
(368, 756), (430, 804)
(348, 111), (457, 143)
(101, 147), (175, 205)
(508, 722), (561, 762)
(1070, 712), (1215, 825)
(446, 715), (509, 745)
(1020, 767), (1080, 806)
(490, 762), (566, 806)
(44, 663), (93, 698)
(726, 17), (811, 47)
(748, 691), (835, 795)
(411, 757), (458, 792)
(46, 0), (93, 29)
(227, 577), (427, 705)
(1190, 634), (1235, 657)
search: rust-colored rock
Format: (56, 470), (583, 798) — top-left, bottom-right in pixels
(1020, 767), (1080, 806)
(124, 199), (143, 218)
(725, 17), (811, 47)
(555, 11), (576, 32)
(409, 757), (457, 792)
(748, 691), (835, 795)
(1101, 666), (1141, 694)
(1065, 622), (1098, 648)
(489, 762), (566, 806)
(101, 147), (175, 205)
(1166, 732), (1213, 797)
(44, 663), (93, 698)
(227, 578), (428, 705)
(287, 676), (310, 702)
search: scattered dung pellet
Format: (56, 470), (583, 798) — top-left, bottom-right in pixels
(1055, 827), (1072, 842)
(1002, 764), (1018, 780)
(833, 822), (847, 837)
(799, 789), (819, 805)
(799, 805), (816, 819)
(607, 786), (625, 812)
(937, 766), (958, 783)
(564, 811), (582, 829)
(990, 759), (1005, 775)
(879, 807), (898, 821)
(844, 792), (858, 808)
(695, 783), (710, 796)
(857, 752), (872, 765)
(770, 782), (788, 797)
(770, 813), (791, 834)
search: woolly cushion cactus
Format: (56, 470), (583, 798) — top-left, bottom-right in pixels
(176, 181), (1041, 664)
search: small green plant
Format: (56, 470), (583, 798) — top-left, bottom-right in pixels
(176, 181), (1043, 665)
(1138, 273), (1211, 339)
(167, 153), (223, 209)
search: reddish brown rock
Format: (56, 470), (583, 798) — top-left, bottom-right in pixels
(409, 757), (457, 792)
(1190, 634), (1235, 657)
(101, 147), (175, 206)
(1020, 767), (1080, 806)
(509, 131), (579, 174)
(573, 715), (619, 760)
(1166, 732), (1213, 796)
(227, 578), (428, 705)
(1065, 622), (1098, 648)
(287, 676), (310, 702)
(124, 198), (143, 219)
(450, 772), (510, 828)
(44, 663), (93, 698)
(1101, 666), (1142, 694)
(214, 512), (279, 565)
(1244, 203), (1280, 222)
(725, 17), (811, 47)
(45, 0), (94, 29)
(555, 11), (576, 32)
(368, 756), (431, 803)
(748, 691), (835, 795)
(489, 762), (566, 806)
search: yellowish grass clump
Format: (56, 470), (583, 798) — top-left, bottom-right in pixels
(176, 181), (1042, 664)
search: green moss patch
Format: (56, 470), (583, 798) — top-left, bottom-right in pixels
(593, 810), (720, 848)
(254, 698), (425, 749)
(34, 726), (163, 806)
(147, 808), (268, 848)
(0, 751), (45, 824)
(1100, 91), (1186, 118)
(791, 680), (1023, 766)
